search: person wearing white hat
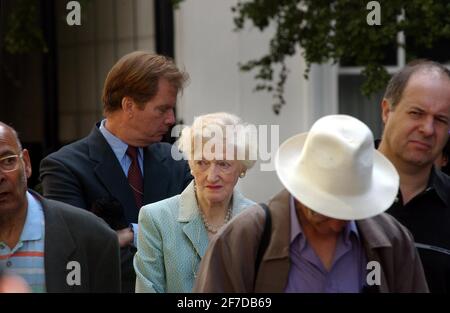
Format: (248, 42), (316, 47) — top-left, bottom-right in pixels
(378, 60), (450, 293)
(193, 114), (428, 293)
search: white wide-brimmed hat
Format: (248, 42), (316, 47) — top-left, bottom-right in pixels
(275, 115), (399, 220)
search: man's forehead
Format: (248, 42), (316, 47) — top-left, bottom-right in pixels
(400, 101), (450, 118)
(407, 69), (450, 90)
(0, 125), (20, 155)
(400, 71), (450, 103)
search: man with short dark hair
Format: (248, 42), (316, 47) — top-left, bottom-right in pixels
(39, 51), (193, 292)
(379, 59), (450, 292)
(0, 122), (120, 292)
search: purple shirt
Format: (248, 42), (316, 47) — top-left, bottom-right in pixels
(284, 196), (367, 293)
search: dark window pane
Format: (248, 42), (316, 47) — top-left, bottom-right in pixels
(340, 40), (398, 67)
(338, 75), (386, 138)
(405, 36), (450, 64)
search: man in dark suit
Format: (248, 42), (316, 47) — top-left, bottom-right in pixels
(0, 122), (120, 292)
(39, 51), (192, 292)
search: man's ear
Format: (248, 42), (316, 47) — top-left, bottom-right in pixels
(381, 99), (392, 124)
(21, 149), (32, 179)
(443, 155), (449, 168)
(121, 97), (134, 117)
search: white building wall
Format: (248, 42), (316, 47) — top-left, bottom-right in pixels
(175, 0), (337, 202)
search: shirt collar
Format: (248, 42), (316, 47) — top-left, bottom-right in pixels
(99, 119), (143, 161)
(19, 191), (44, 242)
(288, 195), (360, 245)
(289, 195), (302, 244)
(345, 217), (360, 242)
(426, 166), (450, 206)
(376, 138), (449, 206)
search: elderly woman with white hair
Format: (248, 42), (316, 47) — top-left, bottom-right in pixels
(134, 112), (257, 293)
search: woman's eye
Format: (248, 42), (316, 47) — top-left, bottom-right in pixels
(218, 161), (230, 168)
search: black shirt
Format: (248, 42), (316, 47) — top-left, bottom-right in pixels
(387, 167), (450, 293)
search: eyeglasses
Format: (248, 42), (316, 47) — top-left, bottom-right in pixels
(0, 153), (23, 172)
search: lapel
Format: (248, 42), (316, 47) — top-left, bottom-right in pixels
(356, 217), (392, 293)
(87, 125), (137, 223)
(178, 182), (253, 259)
(178, 182), (209, 258)
(230, 187), (252, 217)
(255, 189), (291, 292)
(37, 193), (77, 292)
(142, 145), (169, 205)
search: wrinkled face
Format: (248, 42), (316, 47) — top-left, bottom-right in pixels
(0, 126), (31, 215)
(128, 78), (177, 146)
(190, 150), (244, 206)
(380, 71), (450, 168)
(296, 200), (348, 236)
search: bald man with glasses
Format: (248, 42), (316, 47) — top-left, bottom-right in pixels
(0, 122), (120, 292)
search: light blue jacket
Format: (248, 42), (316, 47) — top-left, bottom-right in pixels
(134, 181), (255, 293)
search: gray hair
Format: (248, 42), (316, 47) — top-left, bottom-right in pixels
(177, 112), (257, 170)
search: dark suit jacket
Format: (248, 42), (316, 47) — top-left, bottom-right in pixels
(34, 191), (121, 292)
(39, 124), (192, 292)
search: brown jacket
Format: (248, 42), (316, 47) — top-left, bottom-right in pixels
(193, 190), (429, 293)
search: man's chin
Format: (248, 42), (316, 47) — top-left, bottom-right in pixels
(403, 153), (434, 167)
(155, 131), (168, 139)
(140, 135), (163, 145)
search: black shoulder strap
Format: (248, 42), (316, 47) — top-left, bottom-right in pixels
(254, 203), (272, 287)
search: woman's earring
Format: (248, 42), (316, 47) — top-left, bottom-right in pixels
(190, 169), (194, 176)
(239, 172), (246, 178)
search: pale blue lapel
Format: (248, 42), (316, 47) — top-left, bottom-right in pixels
(177, 182), (209, 258)
(177, 181), (254, 258)
(230, 188), (252, 217)
(182, 215), (209, 258)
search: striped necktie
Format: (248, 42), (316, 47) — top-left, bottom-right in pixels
(126, 146), (143, 209)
